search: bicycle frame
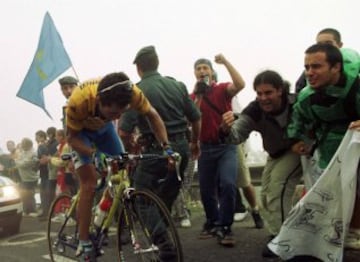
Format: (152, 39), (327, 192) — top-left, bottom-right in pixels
(49, 152), (183, 261)
(99, 168), (130, 231)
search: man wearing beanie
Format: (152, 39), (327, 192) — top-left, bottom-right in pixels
(191, 54), (245, 247)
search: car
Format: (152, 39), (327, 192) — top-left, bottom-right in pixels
(0, 175), (22, 235)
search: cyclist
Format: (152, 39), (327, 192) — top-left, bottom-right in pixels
(66, 72), (170, 262)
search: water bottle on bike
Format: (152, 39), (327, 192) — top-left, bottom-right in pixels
(94, 197), (112, 228)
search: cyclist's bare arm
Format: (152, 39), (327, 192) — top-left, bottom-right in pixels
(66, 127), (94, 157)
(144, 106), (169, 146)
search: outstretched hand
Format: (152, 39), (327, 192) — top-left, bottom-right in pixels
(220, 111), (236, 133)
(349, 120), (360, 131)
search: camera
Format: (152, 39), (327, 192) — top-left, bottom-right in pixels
(194, 76), (210, 95)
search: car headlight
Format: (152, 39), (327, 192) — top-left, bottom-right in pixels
(1, 185), (20, 200)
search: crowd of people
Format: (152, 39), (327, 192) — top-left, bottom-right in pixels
(0, 27), (359, 262)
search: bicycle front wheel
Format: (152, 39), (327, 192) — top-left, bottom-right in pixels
(117, 190), (183, 262)
(47, 193), (79, 262)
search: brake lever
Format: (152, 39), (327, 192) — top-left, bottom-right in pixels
(171, 152), (182, 182)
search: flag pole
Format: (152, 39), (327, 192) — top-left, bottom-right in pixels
(71, 65), (81, 82)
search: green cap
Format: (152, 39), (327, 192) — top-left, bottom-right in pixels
(58, 76), (78, 86)
(133, 45), (157, 64)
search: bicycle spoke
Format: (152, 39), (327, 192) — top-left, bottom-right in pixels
(47, 194), (79, 261)
(117, 190), (183, 262)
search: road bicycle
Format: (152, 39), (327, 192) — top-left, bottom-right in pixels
(47, 152), (183, 261)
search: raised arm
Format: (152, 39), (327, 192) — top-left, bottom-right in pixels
(214, 54), (245, 97)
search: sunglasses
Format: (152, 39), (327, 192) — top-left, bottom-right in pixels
(98, 80), (133, 94)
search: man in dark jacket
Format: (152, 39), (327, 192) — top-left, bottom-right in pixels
(220, 70), (302, 257)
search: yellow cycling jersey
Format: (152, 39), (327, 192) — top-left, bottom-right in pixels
(66, 79), (150, 131)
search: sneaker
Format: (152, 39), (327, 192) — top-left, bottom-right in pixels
(234, 211), (248, 222)
(198, 223), (217, 239)
(345, 229), (360, 250)
(76, 243), (97, 262)
(180, 218), (191, 228)
(251, 210), (264, 229)
(28, 212), (38, 217)
(216, 226), (235, 247)
(262, 236), (278, 258)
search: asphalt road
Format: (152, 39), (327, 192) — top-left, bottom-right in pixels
(0, 206), (359, 262)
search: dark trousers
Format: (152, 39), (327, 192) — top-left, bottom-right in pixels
(47, 179), (57, 213)
(39, 173), (48, 212)
(134, 137), (189, 212)
(41, 178), (57, 215)
(20, 181), (37, 213)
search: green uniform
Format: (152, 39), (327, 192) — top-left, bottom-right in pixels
(119, 70), (200, 210)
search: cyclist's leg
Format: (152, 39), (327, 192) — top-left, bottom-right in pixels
(93, 122), (124, 155)
(76, 164), (97, 241)
(92, 122), (124, 215)
(72, 131), (98, 260)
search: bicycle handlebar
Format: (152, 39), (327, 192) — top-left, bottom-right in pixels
(61, 151), (183, 190)
(61, 151), (180, 164)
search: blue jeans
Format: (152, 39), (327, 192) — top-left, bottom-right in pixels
(198, 143), (237, 227)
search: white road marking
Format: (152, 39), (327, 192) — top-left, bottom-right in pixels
(0, 231), (47, 246)
(42, 254), (76, 261)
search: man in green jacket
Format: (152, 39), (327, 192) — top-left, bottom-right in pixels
(288, 43), (360, 250)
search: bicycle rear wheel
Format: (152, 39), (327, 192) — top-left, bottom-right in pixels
(117, 190), (183, 262)
(47, 193), (79, 261)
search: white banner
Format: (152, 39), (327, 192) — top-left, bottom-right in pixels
(268, 130), (360, 261)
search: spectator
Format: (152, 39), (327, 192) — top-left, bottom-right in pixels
(288, 43), (360, 250)
(58, 76), (78, 194)
(58, 75), (78, 129)
(172, 153), (196, 228)
(45, 127), (59, 218)
(35, 130), (48, 219)
(14, 138), (39, 216)
(43, 129), (74, 196)
(231, 95), (264, 228)
(191, 54), (245, 247)
(0, 140), (21, 183)
(220, 70), (302, 256)
(295, 28), (360, 93)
